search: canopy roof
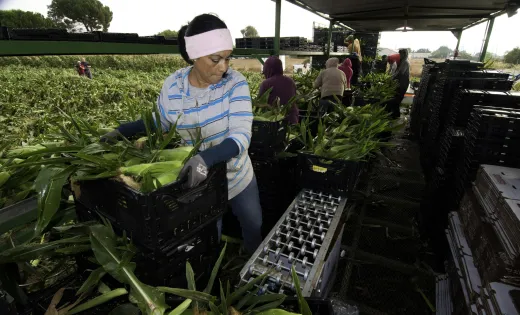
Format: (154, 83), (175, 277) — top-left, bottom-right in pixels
(287, 0), (519, 31)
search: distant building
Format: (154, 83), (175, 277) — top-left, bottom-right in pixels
(410, 52), (431, 59)
(378, 48), (398, 57)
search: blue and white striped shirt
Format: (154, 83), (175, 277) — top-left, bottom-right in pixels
(156, 66), (254, 199)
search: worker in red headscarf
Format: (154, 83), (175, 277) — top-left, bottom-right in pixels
(387, 53), (400, 75)
(338, 58), (353, 89)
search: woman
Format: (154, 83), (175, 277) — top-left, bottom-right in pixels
(75, 61), (85, 76)
(313, 57), (346, 114)
(387, 53), (400, 75)
(338, 58), (353, 89)
(388, 49), (410, 119)
(352, 39), (362, 62)
(102, 14), (262, 253)
(344, 35), (354, 53)
(347, 54), (362, 86)
(258, 56), (298, 124)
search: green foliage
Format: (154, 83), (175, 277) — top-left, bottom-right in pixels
(513, 81), (520, 92)
(430, 46), (453, 59)
(504, 47), (520, 64)
(358, 72), (398, 104)
(240, 25), (259, 38)
(0, 54), (186, 70)
(296, 104), (399, 161)
(0, 9), (57, 28)
(156, 29), (178, 38)
(457, 50), (474, 60)
(48, 0), (113, 32)
(415, 48), (431, 53)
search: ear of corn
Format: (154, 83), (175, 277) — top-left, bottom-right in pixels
(123, 157), (144, 167)
(155, 170), (181, 187)
(120, 161), (183, 178)
(6, 145), (46, 157)
(154, 146), (193, 162)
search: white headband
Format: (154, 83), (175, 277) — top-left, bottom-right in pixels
(184, 28), (234, 60)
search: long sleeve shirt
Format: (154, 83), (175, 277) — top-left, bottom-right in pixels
(156, 67), (254, 199)
(313, 68), (347, 98)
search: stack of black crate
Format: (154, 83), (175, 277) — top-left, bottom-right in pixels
(442, 90), (520, 210)
(454, 106), (520, 198)
(410, 59), (439, 139)
(420, 61), (510, 178)
(73, 162), (228, 288)
(415, 59), (516, 257)
(248, 120), (300, 237)
(235, 37), (307, 50)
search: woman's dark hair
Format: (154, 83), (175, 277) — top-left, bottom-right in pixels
(178, 14), (228, 64)
(398, 48), (409, 60)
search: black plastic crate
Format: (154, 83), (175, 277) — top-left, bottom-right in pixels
(297, 152), (363, 194)
(133, 221), (220, 287)
(248, 142), (285, 160)
(251, 119), (288, 147)
(0, 27), (9, 40)
(450, 90), (520, 128)
(96, 32), (139, 43)
(252, 156), (297, 185)
(75, 213), (220, 289)
(137, 35), (177, 45)
(8, 28), (68, 41)
(73, 162), (227, 253)
(65, 32), (100, 42)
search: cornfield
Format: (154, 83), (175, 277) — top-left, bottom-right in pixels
(0, 55), (263, 149)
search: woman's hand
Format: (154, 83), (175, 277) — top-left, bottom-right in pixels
(178, 155), (208, 188)
(100, 130), (120, 144)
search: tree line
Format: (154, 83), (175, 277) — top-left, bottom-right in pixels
(411, 46), (520, 64)
(1, 2), (261, 40)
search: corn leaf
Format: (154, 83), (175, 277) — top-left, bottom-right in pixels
(14, 146), (83, 158)
(204, 243), (227, 294)
(208, 301), (220, 315)
(0, 236), (89, 263)
(291, 266), (312, 315)
(243, 293), (286, 306)
(219, 280), (228, 315)
(108, 303), (141, 315)
(98, 282), (111, 294)
(157, 287), (215, 303)
(76, 267), (107, 296)
(68, 288), (128, 314)
(34, 166), (74, 235)
(248, 297), (285, 313)
(55, 245), (91, 255)
(73, 153), (118, 170)
(89, 224), (167, 315)
(227, 272), (269, 306)
(168, 299), (192, 315)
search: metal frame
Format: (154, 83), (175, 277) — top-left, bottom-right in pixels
(238, 189), (349, 297)
(274, 0), (282, 56)
(0, 40), (178, 56)
(0, 2), (514, 62)
(480, 17), (495, 62)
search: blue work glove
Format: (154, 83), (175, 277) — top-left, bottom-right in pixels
(178, 155), (209, 188)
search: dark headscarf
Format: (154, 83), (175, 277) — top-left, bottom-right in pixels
(262, 56), (283, 79)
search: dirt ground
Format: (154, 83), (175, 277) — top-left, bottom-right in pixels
(230, 57), (308, 73)
(232, 56), (427, 77)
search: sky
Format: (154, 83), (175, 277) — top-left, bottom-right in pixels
(1, 0), (520, 56)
